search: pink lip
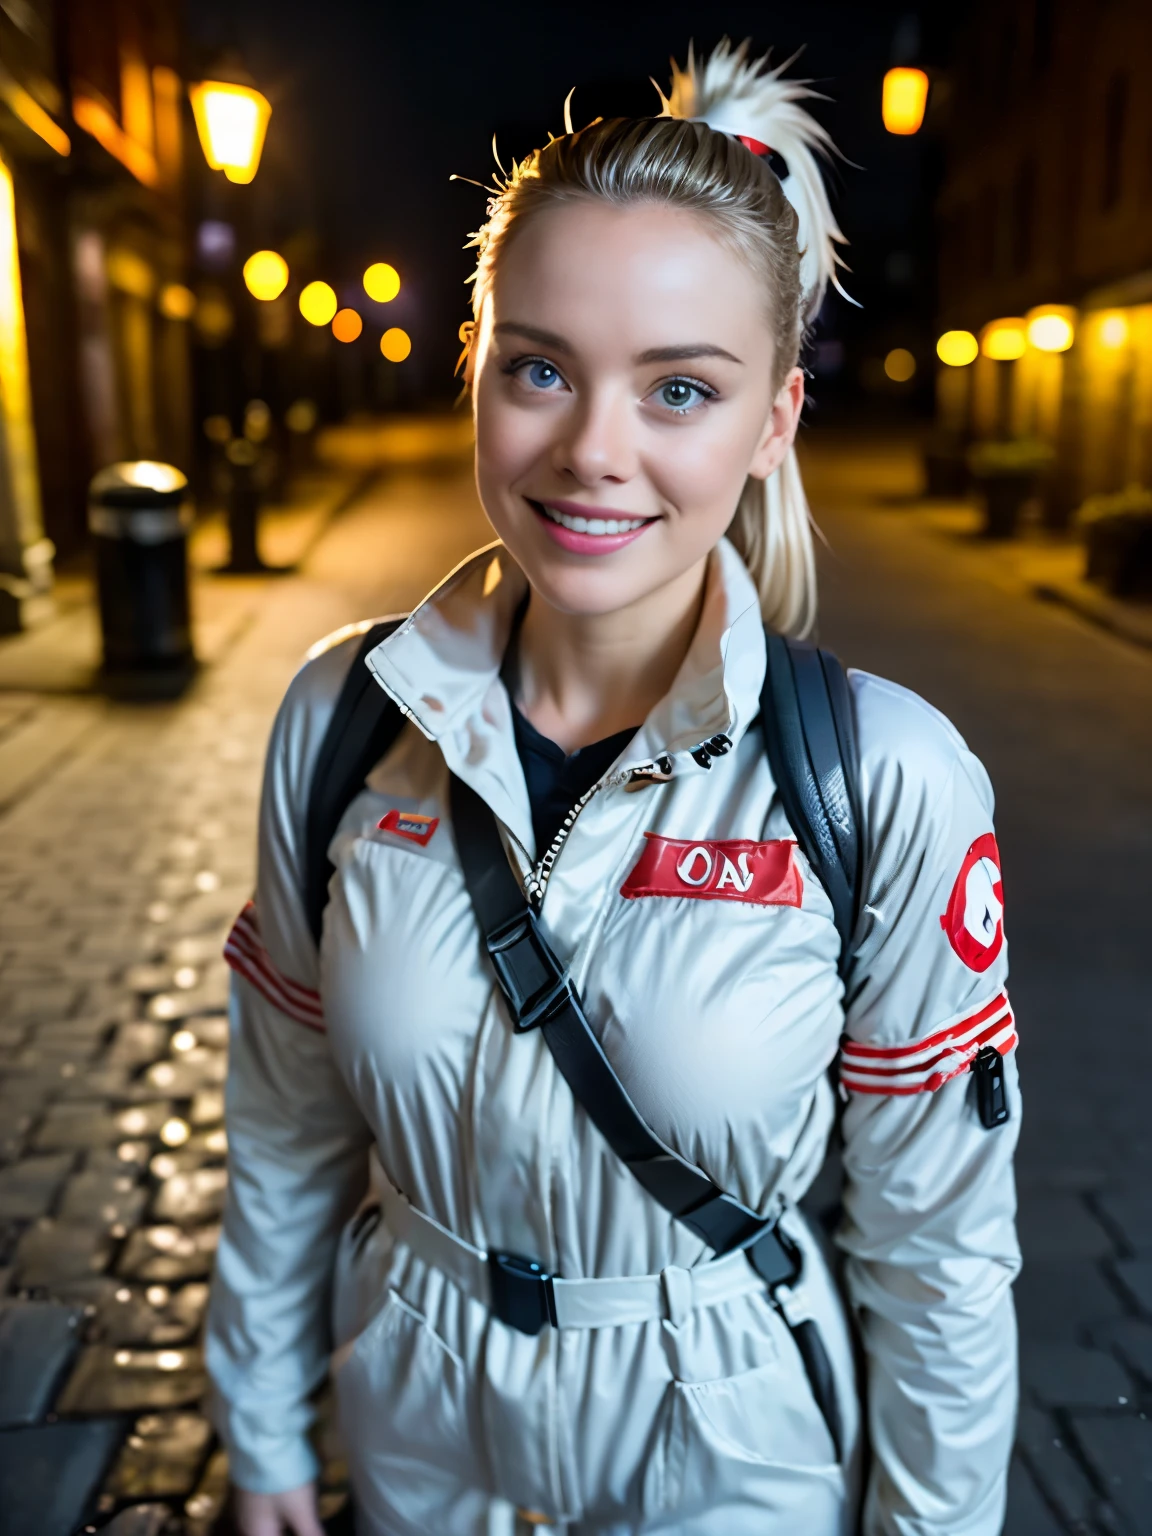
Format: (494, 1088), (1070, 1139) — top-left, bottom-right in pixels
(529, 499), (657, 557)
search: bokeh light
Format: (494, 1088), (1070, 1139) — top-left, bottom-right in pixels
(882, 68), (929, 136)
(1099, 312), (1130, 349)
(936, 330), (978, 367)
(1026, 308), (1075, 353)
(158, 283), (196, 321)
(299, 280), (337, 326)
(380, 327), (412, 362)
(363, 262), (401, 303)
(884, 347), (916, 383)
(194, 293), (234, 343)
(285, 398), (318, 434)
(981, 319), (1027, 361)
(332, 308), (363, 343)
(242, 250), (288, 301)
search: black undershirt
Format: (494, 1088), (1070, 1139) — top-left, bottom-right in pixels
(510, 700), (638, 857)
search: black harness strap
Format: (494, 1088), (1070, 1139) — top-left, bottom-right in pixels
(303, 618), (407, 947)
(449, 767), (844, 1459)
(449, 771), (776, 1255)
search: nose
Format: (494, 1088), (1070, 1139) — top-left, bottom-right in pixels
(551, 387), (638, 486)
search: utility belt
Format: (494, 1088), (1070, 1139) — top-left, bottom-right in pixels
(368, 1169), (842, 1465)
(368, 1155), (769, 1332)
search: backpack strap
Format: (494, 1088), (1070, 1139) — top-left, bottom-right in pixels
(760, 633), (862, 975)
(303, 617), (407, 946)
(448, 768), (844, 1457)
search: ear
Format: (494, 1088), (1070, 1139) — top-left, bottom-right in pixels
(747, 366), (805, 481)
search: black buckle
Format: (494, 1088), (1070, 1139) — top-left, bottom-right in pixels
(488, 1251), (558, 1335)
(486, 910), (574, 1032)
(746, 1219), (803, 1293)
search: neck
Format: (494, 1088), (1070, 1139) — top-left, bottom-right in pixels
(513, 556), (709, 753)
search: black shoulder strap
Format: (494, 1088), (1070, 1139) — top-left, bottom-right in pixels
(303, 618), (407, 946)
(760, 633), (862, 974)
(449, 770), (774, 1256)
(448, 769), (845, 1456)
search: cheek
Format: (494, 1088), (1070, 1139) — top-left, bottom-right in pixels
(474, 373), (548, 482)
(645, 411), (760, 528)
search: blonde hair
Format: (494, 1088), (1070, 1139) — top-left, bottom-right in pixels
(466, 41), (847, 638)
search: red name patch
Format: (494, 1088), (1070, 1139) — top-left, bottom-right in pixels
(377, 809), (439, 846)
(621, 834), (803, 907)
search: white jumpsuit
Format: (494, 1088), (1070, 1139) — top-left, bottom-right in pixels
(206, 538), (1021, 1535)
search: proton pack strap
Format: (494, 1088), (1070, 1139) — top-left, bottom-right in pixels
(761, 634), (862, 975)
(449, 769), (843, 1455)
(449, 771), (776, 1257)
(304, 617), (407, 946)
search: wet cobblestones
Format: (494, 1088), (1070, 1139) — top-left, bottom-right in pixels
(0, 625), (357, 1532)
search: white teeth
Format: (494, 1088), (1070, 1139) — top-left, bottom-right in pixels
(540, 504), (649, 535)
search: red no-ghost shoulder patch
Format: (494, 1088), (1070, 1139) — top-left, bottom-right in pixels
(941, 832), (1005, 971)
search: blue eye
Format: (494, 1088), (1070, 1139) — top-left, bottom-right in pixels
(525, 360), (561, 389)
(656, 379), (710, 413)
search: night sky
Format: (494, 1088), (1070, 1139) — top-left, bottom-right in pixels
(188, 2), (958, 405)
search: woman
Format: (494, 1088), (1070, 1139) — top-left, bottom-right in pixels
(208, 40), (1021, 1536)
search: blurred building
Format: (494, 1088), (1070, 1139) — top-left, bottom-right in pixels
(0, 0), (192, 627)
(935, 0), (1152, 512)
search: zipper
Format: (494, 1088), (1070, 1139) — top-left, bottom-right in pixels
(522, 732), (733, 906)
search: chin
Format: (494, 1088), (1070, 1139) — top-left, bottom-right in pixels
(523, 562), (656, 618)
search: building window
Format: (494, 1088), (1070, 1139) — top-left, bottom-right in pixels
(1103, 73), (1128, 210)
(1012, 161), (1036, 272)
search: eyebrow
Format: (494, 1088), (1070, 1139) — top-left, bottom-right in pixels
(493, 322), (744, 368)
(636, 344), (744, 366)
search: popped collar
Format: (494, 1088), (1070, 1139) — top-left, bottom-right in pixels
(363, 537), (766, 860)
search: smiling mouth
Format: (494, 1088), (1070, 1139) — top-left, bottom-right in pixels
(531, 501), (655, 536)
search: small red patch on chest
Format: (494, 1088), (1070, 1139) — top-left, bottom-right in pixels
(621, 834), (803, 906)
(377, 809), (439, 846)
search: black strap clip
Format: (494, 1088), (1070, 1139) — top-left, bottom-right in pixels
(486, 909), (576, 1032)
(488, 1251), (559, 1335)
(745, 1219), (803, 1293)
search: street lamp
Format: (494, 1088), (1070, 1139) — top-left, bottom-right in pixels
(189, 76), (271, 185)
(882, 68), (929, 135)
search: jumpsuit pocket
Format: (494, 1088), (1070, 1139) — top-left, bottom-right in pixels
(645, 1308), (843, 1527)
(334, 1283), (487, 1531)
(677, 1355), (839, 1470)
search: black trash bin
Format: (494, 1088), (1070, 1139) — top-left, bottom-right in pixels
(88, 461), (195, 694)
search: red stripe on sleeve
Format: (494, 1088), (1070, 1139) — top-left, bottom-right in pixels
(223, 901), (326, 1032)
(840, 992), (1015, 1095)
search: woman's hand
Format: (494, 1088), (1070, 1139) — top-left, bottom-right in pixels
(232, 1482), (326, 1536)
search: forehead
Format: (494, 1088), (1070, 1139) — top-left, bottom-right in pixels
(489, 199), (769, 348)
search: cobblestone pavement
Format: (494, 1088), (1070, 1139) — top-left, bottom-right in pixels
(0, 450), (489, 1536)
(1, 429), (1149, 1533)
(804, 433), (1152, 1536)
